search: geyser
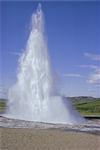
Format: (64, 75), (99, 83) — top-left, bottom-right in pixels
(5, 4), (85, 124)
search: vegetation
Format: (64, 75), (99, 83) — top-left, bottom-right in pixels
(0, 99), (6, 113)
(74, 100), (100, 116)
(0, 97), (100, 116)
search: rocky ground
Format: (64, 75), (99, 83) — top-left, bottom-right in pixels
(0, 116), (100, 150)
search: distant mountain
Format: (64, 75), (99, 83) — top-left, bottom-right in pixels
(0, 96), (100, 104)
(67, 96), (100, 103)
(0, 98), (7, 102)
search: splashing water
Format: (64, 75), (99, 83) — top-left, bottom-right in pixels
(5, 4), (85, 124)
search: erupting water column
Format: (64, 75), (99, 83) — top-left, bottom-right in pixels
(6, 4), (85, 124)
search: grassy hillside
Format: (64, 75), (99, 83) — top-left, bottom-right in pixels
(74, 100), (100, 116)
(0, 99), (6, 113)
(0, 98), (100, 117)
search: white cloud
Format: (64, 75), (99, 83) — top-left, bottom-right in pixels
(62, 73), (84, 78)
(94, 84), (100, 87)
(8, 51), (22, 56)
(87, 69), (100, 84)
(78, 65), (98, 69)
(84, 52), (100, 61)
(79, 52), (100, 85)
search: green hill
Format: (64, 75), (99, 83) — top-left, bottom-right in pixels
(0, 99), (6, 113)
(68, 96), (100, 116)
(0, 97), (100, 116)
(74, 100), (100, 116)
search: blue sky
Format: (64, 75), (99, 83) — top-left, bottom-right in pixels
(0, 1), (100, 98)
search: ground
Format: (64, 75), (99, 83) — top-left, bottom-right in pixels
(0, 98), (100, 150)
(0, 128), (100, 150)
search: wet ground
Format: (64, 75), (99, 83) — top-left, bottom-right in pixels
(0, 116), (100, 135)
